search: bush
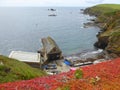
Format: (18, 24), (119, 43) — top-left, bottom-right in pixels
(74, 69), (83, 79)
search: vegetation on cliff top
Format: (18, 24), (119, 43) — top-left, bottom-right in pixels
(0, 55), (46, 83)
(85, 4), (120, 16)
(84, 4), (120, 57)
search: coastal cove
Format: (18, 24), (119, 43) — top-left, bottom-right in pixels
(0, 4), (120, 90)
(0, 7), (100, 56)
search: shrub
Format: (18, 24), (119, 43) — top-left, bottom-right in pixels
(74, 69), (83, 79)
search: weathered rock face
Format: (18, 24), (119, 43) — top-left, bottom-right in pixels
(40, 36), (63, 63)
(94, 36), (109, 49)
(84, 4), (120, 58)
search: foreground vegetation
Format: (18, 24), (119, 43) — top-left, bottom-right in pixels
(84, 4), (120, 57)
(0, 58), (120, 90)
(0, 55), (46, 83)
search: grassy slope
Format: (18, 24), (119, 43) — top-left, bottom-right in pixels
(0, 55), (46, 83)
(88, 4), (120, 15)
(99, 4), (120, 10)
(85, 4), (120, 56)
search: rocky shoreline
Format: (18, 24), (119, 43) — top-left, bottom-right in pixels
(83, 4), (120, 58)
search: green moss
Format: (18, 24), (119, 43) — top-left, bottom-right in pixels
(0, 55), (46, 83)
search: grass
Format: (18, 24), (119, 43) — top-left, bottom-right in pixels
(108, 31), (120, 53)
(91, 4), (120, 14)
(97, 4), (120, 10)
(0, 55), (46, 83)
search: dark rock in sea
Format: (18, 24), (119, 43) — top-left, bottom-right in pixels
(83, 22), (96, 28)
(87, 19), (96, 21)
(80, 9), (84, 11)
(48, 8), (56, 11)
(48, 14), (57, 16)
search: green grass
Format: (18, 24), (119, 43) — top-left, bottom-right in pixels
(97, 4), (120, 10)
(0, 55), (46, 83)
(89, 4), (120, 16)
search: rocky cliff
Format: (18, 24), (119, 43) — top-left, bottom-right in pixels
(84, 4), (120, 57)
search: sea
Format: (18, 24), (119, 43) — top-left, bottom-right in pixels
(0, 7), (100, 56)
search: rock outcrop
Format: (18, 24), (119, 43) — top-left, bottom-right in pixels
(40, 36), (63, 64)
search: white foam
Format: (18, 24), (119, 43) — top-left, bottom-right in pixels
(80, 49), (103, 59)
(66, 56), (80, 60)
(65, 49), (103, 60)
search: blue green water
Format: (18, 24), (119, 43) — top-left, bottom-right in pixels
(0, 7), (100, 56)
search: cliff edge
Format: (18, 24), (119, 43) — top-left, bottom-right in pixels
(84, 4), (120, 57)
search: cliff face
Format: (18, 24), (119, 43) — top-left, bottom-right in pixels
(84, 4), (120, 57)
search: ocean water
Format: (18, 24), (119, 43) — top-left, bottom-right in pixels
(0, 7), (100, 56)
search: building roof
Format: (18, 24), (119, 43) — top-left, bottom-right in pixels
(9, 51), (40, 63)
